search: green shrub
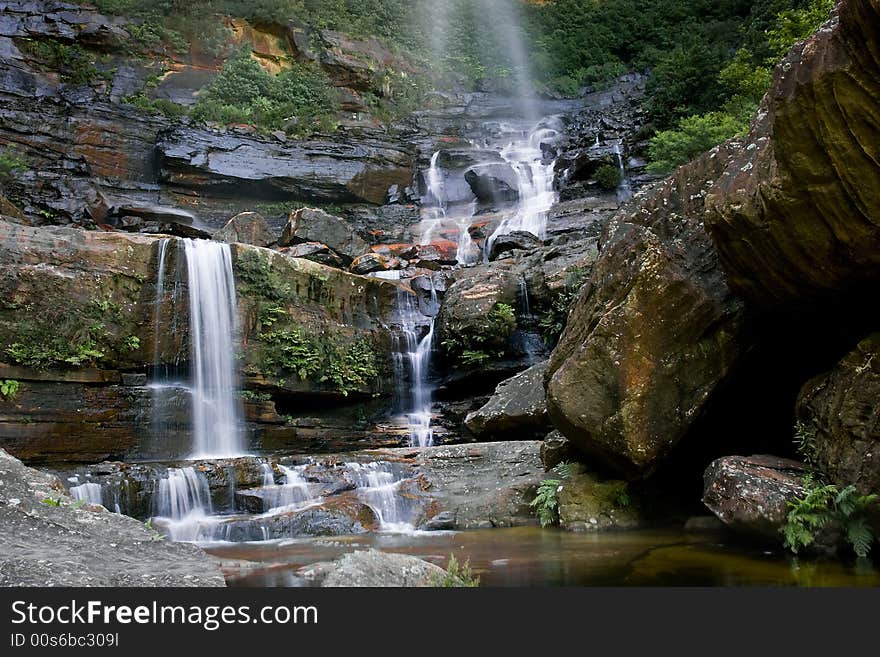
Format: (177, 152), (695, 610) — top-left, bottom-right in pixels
(0, 148), (27, 184)
(0, 379), (20, 400)
(647, 112), (745, 174)
(594, 163), (622, 191)
(539, 267), (589, 345)
(124, 93), (189, 118)
(783, 481), (878, 558)
(441, 302), (517, 368)
(18, 40), (101, 84)
(191, 48), (338, 135)
(529, 462), (572, 528)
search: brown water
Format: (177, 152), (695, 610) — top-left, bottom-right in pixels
(203, 527), (880, 587)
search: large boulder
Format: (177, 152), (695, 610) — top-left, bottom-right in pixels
(464, 163), (519, 203)
(0, 449), (225, 586)
(545, 143), (747, 478)
(279, 208), (370, 262)
(214, 211), (276, 248)
(702, 455), (808, 540)
(704, 0), (880, 310)
(488, 231), (544, 260)
(796, 333), (880, 495)
(465, 361), (550, 439)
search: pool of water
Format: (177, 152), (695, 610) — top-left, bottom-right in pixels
(203, 527), (880, 587)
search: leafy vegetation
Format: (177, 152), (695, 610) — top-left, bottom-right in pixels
(783, 480), (878, 558)
(191, 48), (338, 135)
(539, 267), (589, 346)
(441, 302), (517, 368)
(0, 147), (27, 185)
(594, 163), (623, 191)
(0, 379), (20, 400)
(529, 462), (572, 528)
(123, 92), (188, 119)
(794, 420), (819, 468)
(17, 40), (104, 85)
(428, 554), (480, 588)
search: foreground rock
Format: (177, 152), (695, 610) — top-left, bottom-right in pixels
(797, 333), (880, 494)
(546, 143), (747, 478)
(0, 449), (225, 587)
(320, 550), (450, 588)
(464, 361), (550, 439)
(704, 0), (880, 309)
(279, 208), (369, 262)
(702, 455), (808, 540)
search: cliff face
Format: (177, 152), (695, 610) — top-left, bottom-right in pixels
(547, 0), (880, 480)
(704, 0), (880, 310)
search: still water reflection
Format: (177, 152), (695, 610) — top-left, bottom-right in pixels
(203, 527), (880, 587)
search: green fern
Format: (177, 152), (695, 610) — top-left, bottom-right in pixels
(782, 480), (878, 557)
(530, 479), (562, 527)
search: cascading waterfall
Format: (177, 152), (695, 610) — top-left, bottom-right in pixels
(486, 118), (560, 256)
(519, 274), (532, 320)
(348, 462), (414, 532)
(182, 239), (245, 459)
(612, 140), (633, 201)
(153, 467), (213, 542)
(261, 465), (317, 513)
(392, 281), (438, 448)
(69, 478), (103, 506)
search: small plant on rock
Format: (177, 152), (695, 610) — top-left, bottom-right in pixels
(428, 554), (480, 587)
(530, 462), (572, 527)
(0, 379), (20, 400)
(783, 481), (878, 558)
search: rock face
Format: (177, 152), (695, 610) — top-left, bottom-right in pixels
(0, 449), (225, 586)
(159, 126), (414, 206)
(546, 144), (747, 478)
(279, 207), (370, 262)
(321, 550), (448, 588)
(407, 441), (545, 529)
(214, 211), (276, 248)
(702, 455), (808, 539)
(557, 466), (643, 532)
(489, 231), (544, 260)
(704, 0), (880, 310)
(797, 334), (880, 495)
(465, 361), (550, 439)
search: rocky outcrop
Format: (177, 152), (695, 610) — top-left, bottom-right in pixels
(464, 361), (550, 439)
(0, 449), (225, 586)
(279, 207), (370, 262)
(702, 455), (808, 539)
(704, 0), (880, 310)
(546, 143), (747, 478)
(214, 211), (276, 247)
(158, 126), (414, 206)
(488, 231), (544, 260)
(797, 334), (880, 495)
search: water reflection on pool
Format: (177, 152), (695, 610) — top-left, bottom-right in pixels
(203, 527), (880, 587)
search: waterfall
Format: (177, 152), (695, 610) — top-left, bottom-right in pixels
(519, 274), (532, 320)
(182, 239), (245, 459)
(392, 281), (437, 448)
(261, 465), (317, 512)
(69, 479), (103, 506)
(425, 151), (447, 217)
(348, 462), (414, 532)
(153, 467), (213, 542)
(486, 118), (560, 256)
(613, 140), (633, 201)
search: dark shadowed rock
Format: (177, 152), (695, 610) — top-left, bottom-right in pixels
(546, 143), (747, 478)
(280, 241), (346, 269)
(279, 208), (370, 262)
(540, 430), (572, 471)
(465, 166), (519, 203)
(464, 361), (549, 438)
(488, 231), (544, 260)
(704, 0), (880, 309)
(797, 333), (880, 495)
(350, 252), (389, 275)
(214, 211), (276, 247)
(702, 455), (809, 539)
(0, 449), (225, 587)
